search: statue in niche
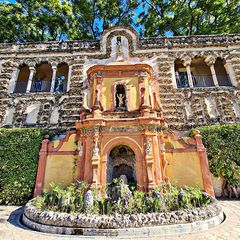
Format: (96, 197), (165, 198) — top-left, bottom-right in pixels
(117, 93), (125, 107)
(115, 84), (127, 112)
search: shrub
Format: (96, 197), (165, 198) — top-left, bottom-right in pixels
(32, 180), (211, 215)
(191, 124), (240, 186)
(0, 128), (47, 205)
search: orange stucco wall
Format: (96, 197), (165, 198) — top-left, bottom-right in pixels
(166, 152), (204, 189)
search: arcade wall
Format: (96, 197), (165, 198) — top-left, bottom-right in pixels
(0, 27), (240, 130)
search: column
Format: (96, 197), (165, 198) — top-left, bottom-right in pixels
(193, 130), (215, 197)
(91, 128), (100, 188)
(183, 58), (193, 88)
(209, 64), (219, 87)
(50, 65), (57, 92)
(186, 65), (193, 88)
(145, 135), (155, 190)
(171, 64), (178, 88)
(225, 60), (238, 87)
(66, 65), (72, 92)
(7, 68), (20, 93)
(26, 66), (35, 93)
(34, 135), (49, 197)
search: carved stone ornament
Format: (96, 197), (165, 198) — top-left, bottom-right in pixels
(92, 138), (99, 157)
(145, 137), (152, 155)
(78, 140), (83, 157)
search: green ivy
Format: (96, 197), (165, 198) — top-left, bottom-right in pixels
(191, 124), (240, 185)
(0, 128), (47, 205)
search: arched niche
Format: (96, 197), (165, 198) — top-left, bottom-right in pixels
(55, 63), (69, 92)
(114, 83), (127, 111)
(31, 62), (52, 92)
(191, 57), (214, 87)
(214, 58), (232, 86)
(107, 145), (137, 185)
(14, 64), (30, 93)
(174, 59), (189, 88)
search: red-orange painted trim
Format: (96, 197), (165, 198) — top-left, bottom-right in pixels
(48, 130), (77, 152)
(33, 136), (49, 197)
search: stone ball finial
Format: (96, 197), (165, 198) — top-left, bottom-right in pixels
(193, 129), (201, 136)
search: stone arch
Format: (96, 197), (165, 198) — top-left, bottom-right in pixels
(174, 58), (189, 88)
(101, 26), (138, 56)
(55, 62), (69, 92)
(101, 137), (145, 190)
(14, 64), (30, 93)
(33, 61), (52, 92)
(191, 56), (214, 87)
(214, 57), (232, 86)
(107, 145), (137, 184)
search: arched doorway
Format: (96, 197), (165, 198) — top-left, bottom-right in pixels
(107, 145), (137, 185)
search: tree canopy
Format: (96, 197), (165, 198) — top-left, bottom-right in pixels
(0, 0), (240, 42)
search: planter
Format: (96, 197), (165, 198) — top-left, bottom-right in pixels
(22, 197), (223, 236)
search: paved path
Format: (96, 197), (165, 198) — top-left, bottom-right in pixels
(0, 200), (239, 240)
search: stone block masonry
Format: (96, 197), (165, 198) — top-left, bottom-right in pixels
(0, 26), (239, 130)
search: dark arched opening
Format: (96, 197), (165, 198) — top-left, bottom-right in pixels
(14, 64), (30, 93)
(107, 145), (136, 185)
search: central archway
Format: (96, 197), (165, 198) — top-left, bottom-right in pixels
(107, 145), (136, 184)
(100, 137), (145, 190)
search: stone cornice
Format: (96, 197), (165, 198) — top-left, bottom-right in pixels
(1, 33), (240, 55)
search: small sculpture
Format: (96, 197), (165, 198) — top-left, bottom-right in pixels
(145, 137), (152, 155)
(83, 190), (94, 210)
(117, 93), (125, 107)
(92, 138), (99, 157)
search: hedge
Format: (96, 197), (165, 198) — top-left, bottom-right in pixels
(193, 124), (240, 185)
(0, 128), (47, 205)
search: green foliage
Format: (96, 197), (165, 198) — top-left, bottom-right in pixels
(33, 181), (90, 214)
(138, 0), (240, 36)
(0, 0), (138, 42)
(33, 180), (211, 215)
(1, 0), (239, 42)
(192, 124), (240, 185)
(0, 128), (47, 205)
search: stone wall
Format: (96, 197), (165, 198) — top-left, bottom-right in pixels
(0, 26), (239, 130)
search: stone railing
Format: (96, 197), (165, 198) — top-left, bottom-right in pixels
(140, 34), (240, 48)
(1, 33), (240, 53)
(0, 40), (100, 53)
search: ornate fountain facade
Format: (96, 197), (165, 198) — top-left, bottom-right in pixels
(30, 27), (220, 197)
(2, 26), (240, 196)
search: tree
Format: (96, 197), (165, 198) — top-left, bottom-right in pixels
(0, 0), (240, 42)
(138, 0), (240, 36)
(0, 0), (139, 42)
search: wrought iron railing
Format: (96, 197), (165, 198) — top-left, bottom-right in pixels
(30, 80), (51, 92)
(14, 80), (28, 93)
(192, 74), (214, 87)
(216, 74), (232, 86)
